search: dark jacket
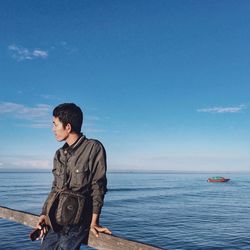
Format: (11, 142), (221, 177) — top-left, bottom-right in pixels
(41, 135), (107, 216)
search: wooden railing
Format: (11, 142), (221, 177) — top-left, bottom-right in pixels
(0, 206), (163, 250)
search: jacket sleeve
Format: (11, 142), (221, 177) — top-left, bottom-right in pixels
(41, 150), (60, 215)
(40, 179), (56, 215)
(89, 141), (108, 214)
(40, 154), (58, 215)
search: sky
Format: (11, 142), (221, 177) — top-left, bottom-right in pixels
(1, 0), (250, 172)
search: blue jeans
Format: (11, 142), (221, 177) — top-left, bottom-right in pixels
(40, 225), (89, 250)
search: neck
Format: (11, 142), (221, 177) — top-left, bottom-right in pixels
(66, 133), (81, 146)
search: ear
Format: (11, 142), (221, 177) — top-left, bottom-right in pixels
(65, 123), (72, 133)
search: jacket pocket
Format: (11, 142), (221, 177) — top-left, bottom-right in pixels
(53, 166), (66, 189)
(72, 164), (89, 188)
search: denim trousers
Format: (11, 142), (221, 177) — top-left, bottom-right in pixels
(40, 224), (89, 250)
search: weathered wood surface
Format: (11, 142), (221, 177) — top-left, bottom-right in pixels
(0, 206), (163, 250)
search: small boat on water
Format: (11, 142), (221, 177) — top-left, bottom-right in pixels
(207, 176), (230, 183)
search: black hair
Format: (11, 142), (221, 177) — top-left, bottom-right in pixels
(53, 103), (83, 134)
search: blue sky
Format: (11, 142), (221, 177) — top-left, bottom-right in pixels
(1, 0), (250, 171)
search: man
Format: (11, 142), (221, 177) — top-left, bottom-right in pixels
(36, 103), (111, 250)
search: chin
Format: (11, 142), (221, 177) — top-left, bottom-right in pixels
(55, 136), (63, 142)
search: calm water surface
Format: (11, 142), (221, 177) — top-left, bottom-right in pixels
(0, 171), (249, 249)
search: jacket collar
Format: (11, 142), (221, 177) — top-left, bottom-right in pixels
(62, 133), (85, 155)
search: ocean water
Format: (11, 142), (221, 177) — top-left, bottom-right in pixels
(0, 171), (250, 250)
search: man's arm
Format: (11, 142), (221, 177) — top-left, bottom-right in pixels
(89, 142), (111, 236)
(90, 213), (111, 237)
(36, 165), (57, 237)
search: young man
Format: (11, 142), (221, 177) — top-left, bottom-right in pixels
(36, 103), (111, 250)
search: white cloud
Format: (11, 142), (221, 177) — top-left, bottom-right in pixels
(0, 155), (51, 169)
(197, 105), (246, 114)
(32, 49), (48, 58)
(11, 159), (50, 169)
(0, 102), (52, 128)
(8, 44), (48, 61)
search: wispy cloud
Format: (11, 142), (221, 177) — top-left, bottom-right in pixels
(60, 41), (78, 54)
(0, 102), (52, 128)
(11, 159), (51, 168)
(84, 115), (106, 133)
(8, 44), (48, 61)
(40, 94), (60, 100)
(197, 105), (246, 114)
(0, 155), (51, 169)
(85, 128), (106, 133)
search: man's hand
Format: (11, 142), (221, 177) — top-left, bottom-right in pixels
(35, 215), (48, 239)
(90, 223), (112, 238)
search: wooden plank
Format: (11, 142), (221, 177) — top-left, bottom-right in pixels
(0, 206), (163, 250)
(88, 232), (162, 250)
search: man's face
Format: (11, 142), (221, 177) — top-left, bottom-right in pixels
(52, 117), (70, 141)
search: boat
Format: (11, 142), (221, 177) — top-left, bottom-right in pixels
(207, 176), (230, 183)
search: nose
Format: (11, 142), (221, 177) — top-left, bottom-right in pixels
(52, 126), (56, 132)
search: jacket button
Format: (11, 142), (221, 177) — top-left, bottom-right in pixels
(76, 169), (79, 173)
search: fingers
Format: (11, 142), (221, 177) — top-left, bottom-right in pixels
(90, 226), (99, 237)
(91, 225), (112, 237)
(97, 226), (112, 234)
(39, 229), (44, 239)
(36, 215), (47, 229)
(35, 216), (48, 239)
(37, 225), (48, 239)
(102, 227), (112, 235)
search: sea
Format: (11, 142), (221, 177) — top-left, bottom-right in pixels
(0, 171), (249, 250)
